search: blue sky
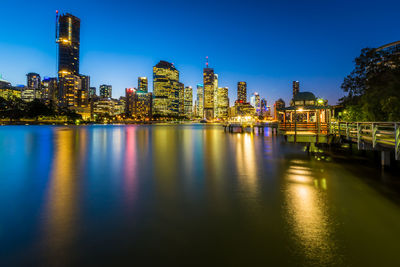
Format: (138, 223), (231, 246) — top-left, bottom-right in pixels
(0, 0), (399, 105)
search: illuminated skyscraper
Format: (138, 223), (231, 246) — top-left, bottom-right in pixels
(274, 98), (285, 120)
(184, 86), (193, 117)
(56, 12), (80, 77)
(153, 60), (180, 116)
(138, 77), (148, 92)
(250, 92), (261, 115)
(27, 73), (41, 99)
(293, 81), (300, 97)
(217, 87), (229, 119)
(41, 77), (58, 103)
(125, 88), (152, 119)
(78, 75), (90, 107)
(203, 67), (215, 120)
(58, 74), (81, 107)
(213, 74), (219, 118)
(89, 87), (96, 98)
(237, 81), (247, 102)
(100, 84), (112, 98)
(196, 84), (203, 118)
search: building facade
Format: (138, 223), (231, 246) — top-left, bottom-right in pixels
(153, 60), (180, 116)
(237, 81), (247, 102)
(217, 87), (229, 119)
(203, 67), (215, 120)
(99, 84), (112, 98)
(138, 77), (148, 92)
(57, 13), (80, 77)
(196, 84), (203, 118)
(184, 86), (193, 118)
(293, 81), (300, 97)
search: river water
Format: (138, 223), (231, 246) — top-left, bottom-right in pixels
(0, 125), (400, 266)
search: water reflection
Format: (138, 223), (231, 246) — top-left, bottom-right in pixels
(43, 128), (78, 265)
(283, 159), (337, 265)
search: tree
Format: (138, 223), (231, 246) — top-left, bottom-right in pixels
(340, 47), (400, 121)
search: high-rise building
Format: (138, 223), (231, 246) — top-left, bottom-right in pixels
(26, 73), (41, 99)
(293, 81), (300, 97)
(250, 92), (261, 115)
(57, 12), (80, 78)
(213, 74), (219, 118)
(203, 67), (215, 120)
(217, 87), (229, 119)
(237, 81), (247, 102)
(41, 77), (58, 103)
(153, 60), (180, 116)
(78, 75), (90, 107)
(274, 98), (285, 120)
(178, 82), (185, 115)
(89, 87), (96, 98)
(138, 77), (148, 93)
(196, 84), (203, 118)
(125, 88), (152, 119)
(184, 86), (193, 117)
(100, 84), (112, 98)
(58, 74), (81, 107)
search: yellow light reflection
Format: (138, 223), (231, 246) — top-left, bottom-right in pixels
(43, 128), (77, 264)
(284, 161), (335, 264)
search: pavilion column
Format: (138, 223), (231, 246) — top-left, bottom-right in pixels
(307, 112), (309, 122)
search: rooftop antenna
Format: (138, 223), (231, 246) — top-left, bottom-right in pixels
(55, 10), (59, 77)
(206, 56), (209, 68)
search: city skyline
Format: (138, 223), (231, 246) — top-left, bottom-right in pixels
(1, 0), (399, 106)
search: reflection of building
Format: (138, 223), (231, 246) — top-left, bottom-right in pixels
(100, 84), (112, 98)
(153, 60), (180, 116)
(217, 87), (229, 119)
(196, 84), (203, 118)
(184, 86), (193, 118)
(274, 98), (285, 120)
(57, 13), (80, 77)
(203, 67), (215, 119)
(293, 81), (300, 97)
(237, 81), (247, 102)
(138, 77), (148, 92)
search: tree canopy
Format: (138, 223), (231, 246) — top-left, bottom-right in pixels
(340, 47), (400, 121)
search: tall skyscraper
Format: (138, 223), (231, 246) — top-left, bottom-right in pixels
(153, 60), (180, 116)
(293, 81), (300, 97)
(184, 86), (193, 117)
(57, 12), (80, 77)
(237, 81), (247, 102)
(78, 75), (90, 107)
(41, 77), (58, 103)
(26, 73), (41, 99)
(196, 84), (204, 118)
(100, 84), (112, 98)
(58, 74), (81, 107)
(203, 66), (215, 120)
(217, 87), (229, 119)
(89, 87), (96, 98)
(213, 74), (219, 118)
(274, 98), (285, 120)
(138, 77), (148, 92)
(125, 88), (152, 119)
(250, 92), (261, 115)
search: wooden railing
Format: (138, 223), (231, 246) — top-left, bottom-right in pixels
(330, 122), (400, 160)
(279, 122), (329, 134)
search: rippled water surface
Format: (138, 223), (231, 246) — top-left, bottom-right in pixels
(1, 125), (400, 266)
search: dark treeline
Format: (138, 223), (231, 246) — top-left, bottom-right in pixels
(0, 97), (82, 121)
(340, 47), (400, 121)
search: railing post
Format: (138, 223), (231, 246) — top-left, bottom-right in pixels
(372, 123), (377, 149)
(395, 123), (399, 161)
(346, 122), (349, 140)
(357, 122), (361, 150)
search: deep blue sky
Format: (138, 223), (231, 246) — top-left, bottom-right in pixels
(0, 0), (399, 105)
